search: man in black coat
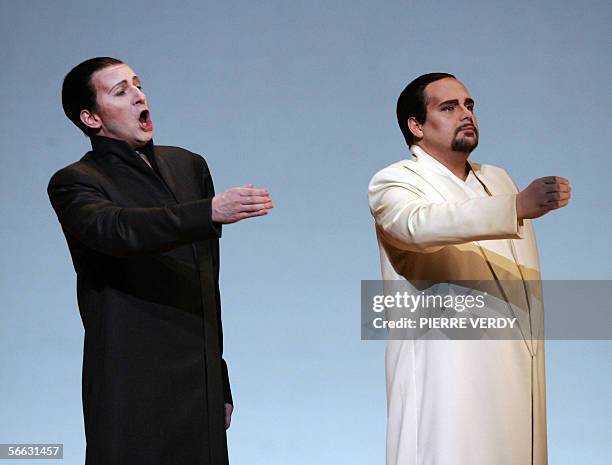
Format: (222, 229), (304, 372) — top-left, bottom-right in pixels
(48, 57), (273, 465)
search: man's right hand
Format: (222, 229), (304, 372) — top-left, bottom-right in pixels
(212, 184), (273, 224)
(516, 176), (571, 220)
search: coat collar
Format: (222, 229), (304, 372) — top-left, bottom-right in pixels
(89, 136), (181, 202)
(410, 144), (481, 180)
(406, 145), (500, 199)
(90, 135), (154, 169)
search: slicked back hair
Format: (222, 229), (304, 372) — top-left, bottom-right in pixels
(62, 57), (124, 136)
(396, 72), (456, 147)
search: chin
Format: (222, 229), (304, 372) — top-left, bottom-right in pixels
(451, 136), (478, 153)
(136, 133), (153, 147)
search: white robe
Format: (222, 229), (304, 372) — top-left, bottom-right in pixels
(368, 146), (547, 465)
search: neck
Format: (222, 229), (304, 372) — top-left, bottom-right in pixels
(416, 143), (470, 181)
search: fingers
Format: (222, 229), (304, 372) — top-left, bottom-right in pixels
(240, 195), (272, 205)
(239, 209), (270, 220)
(545, 191), (571, 202)
(235, 185), (273, 208)
(540, 177), (571, 199)
(521, 176), (571, 219)
(229, 186), (272, 203)
(233, 184), (270, 197)
(545, 190), (570, 211)
(555, 184), (571, 193)
(545, 184), (571, 194)
(240, 202), (274, 212)
(212, 184), (273, 224)
(545, 199), (570, 210)
(542, 176), (569, 185)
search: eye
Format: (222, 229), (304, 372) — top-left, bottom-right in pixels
(466, 104), (475, 112)
(441, 105), (455, 112)
(116, 90), (125, 96)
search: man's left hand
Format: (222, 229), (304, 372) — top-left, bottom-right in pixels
(224, 403), (233, 429)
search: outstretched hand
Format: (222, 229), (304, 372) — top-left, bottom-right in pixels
(516, 176), (571, 220)
(212, 184), (273, 224)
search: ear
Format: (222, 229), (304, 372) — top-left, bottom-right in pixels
(407, 117), (423, 139)
(80, 109), (103, 131)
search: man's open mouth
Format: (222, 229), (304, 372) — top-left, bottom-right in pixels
(139, 110), (152, 131)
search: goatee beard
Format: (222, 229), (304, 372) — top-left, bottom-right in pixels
(451, 137), (478, 153)
(451, 128), (479, 153)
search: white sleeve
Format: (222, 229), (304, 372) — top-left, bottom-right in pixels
(368, 168), (524, 253)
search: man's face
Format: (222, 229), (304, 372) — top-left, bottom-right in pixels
(417, 77), (479, 155)
(87, 64), (153, 149)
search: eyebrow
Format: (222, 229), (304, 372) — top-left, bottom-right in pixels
(108, 76), (141, 93)
(438, 98), (475, 107)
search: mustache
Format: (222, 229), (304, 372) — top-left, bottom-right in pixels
(455, 124), (479, 136)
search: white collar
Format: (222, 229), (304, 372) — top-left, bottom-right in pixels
(410, 145), (453, 175)
(410, 145), (486, 195)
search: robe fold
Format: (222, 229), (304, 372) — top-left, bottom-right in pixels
(48, 136), (231, 465)
(368, 145), (547, 465)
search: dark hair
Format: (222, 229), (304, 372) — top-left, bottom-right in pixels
(62, 57), (124, 136)
(396, 72), (455, 147)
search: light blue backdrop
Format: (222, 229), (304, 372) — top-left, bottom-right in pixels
(1, 0), (610, 464)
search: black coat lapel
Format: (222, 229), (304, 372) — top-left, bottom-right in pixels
(89, 136), (152, 175)
(149, 147), (183, 202)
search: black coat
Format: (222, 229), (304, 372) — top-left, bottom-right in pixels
(48, 136), (231, 465)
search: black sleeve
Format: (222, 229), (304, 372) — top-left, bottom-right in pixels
(47, 165), (221, 257)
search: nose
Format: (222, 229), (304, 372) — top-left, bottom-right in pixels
(132, 86), (147, 106)
(459, 104), (473, 122)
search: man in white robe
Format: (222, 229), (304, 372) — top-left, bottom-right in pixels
(368, 73), (570, 465)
